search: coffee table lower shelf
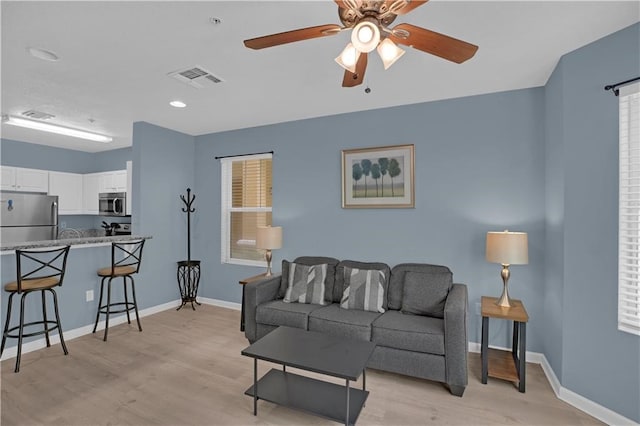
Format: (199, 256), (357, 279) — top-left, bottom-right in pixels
(244, 369), (369, 425)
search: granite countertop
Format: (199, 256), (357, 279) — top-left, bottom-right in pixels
(1, 235), (152, 252)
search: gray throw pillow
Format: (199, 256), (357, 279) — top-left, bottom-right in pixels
(401, 270), (452, 318)
(283, 263), (328, 305)
(340, 266), (385, 313)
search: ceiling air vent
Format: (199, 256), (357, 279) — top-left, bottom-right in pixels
(21, 110), (55, 120)
(168, 66), (223, 89)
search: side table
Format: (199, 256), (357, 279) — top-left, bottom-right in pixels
(239, 273), (268, 332)
(481, 296), (529, 392)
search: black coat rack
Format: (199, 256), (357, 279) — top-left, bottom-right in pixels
(177, 188), (201, 310)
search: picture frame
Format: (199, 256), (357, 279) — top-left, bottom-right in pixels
(341, 144), (415, 208)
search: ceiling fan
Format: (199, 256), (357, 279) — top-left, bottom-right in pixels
(243, 0), (478, 88)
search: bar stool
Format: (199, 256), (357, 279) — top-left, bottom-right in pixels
(92, 239), (145, 341)
(1, 245), (71, 373)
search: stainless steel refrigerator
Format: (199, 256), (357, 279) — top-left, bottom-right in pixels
(1, 192), (58, 244)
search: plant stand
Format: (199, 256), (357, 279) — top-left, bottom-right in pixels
(177, 260), (201, 311)
(177, 188), (201, 311)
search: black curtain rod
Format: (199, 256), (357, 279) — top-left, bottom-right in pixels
(215, 150), (274, 160)
(604, 77), (640, 96)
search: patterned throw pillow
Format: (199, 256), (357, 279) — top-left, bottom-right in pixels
(283, 263), (328, 305)
(340, 267), (385, 313)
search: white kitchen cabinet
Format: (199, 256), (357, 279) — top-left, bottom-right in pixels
(49, 171), (83, 215)
(1, 166), (17, 190)
(1, 166), (49, 193)
(99, 170), (126, 193)
(82, 173), (101, 214)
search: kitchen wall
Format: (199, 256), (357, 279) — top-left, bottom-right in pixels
(194, 87), (546, 352)
(1, 138), (95, 173)
(544, 23), (640, 422)
(0, 138), (132, 230)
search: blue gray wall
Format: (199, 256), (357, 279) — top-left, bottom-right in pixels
(1, 138), (131, 173)
(543, 53), (566, 382)
(544, 23), (640, 421)
(194, 88), (546, 352)
(131, 122), (195, 309)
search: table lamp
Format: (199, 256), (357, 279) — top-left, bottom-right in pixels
(256, 226), (282, 276)
(485, 230), (528, 308)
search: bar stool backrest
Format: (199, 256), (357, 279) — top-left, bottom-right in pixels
(15, 246), (71, 293)
(110, 239), (145, 275)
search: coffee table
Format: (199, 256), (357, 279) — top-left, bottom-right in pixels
(241, 326), (376, 426)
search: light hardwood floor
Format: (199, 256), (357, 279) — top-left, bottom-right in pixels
(1, 305), (601, 425)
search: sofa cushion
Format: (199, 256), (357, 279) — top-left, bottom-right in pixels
(388, 264), (453, 310)
(340, 266), (386, 313)
(256, 300), (324, 330)
(308, 303), (382, 341)
(280, 257), (339, 304)
(283, 263), (328, 305)
(401, 270), (452, 318)
(334, 260), (391, 306)
(372, 310), (445, 355)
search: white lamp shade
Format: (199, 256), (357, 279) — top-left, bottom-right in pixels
(335, 43), (360, 73)
(256, 226), (282, 250)
(376, 38), (405, 70)
(486, 231), (528, 265)
(351, 20), (380, 53)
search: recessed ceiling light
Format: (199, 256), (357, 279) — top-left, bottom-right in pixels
(27, 47), (59, 62)
(170, 100), (187, 108)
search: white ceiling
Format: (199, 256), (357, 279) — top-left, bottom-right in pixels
(1, 1), (638, 153)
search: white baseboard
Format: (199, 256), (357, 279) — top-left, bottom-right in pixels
(469, 342), (636, 425)
(0, 299), (181, 361)
(198, 297), (241, 311)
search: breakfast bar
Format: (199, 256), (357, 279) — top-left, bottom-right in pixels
(0, 234), (151, 254)
(0, 235), (152, 356)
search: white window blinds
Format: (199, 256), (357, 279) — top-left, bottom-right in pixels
(221, 153), (272, 265)
(618, 82), (640, 336)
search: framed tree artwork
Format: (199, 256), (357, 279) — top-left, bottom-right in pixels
(341, 144), (415, 208)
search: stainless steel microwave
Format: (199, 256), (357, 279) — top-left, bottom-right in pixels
(99, 192), (127, 216)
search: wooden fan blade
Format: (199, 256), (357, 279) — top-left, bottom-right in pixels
(342, 52), (368, 87)
(389, 23), (478, 64)
(389, 0), (429, 15)
(244, 24), (341, 49)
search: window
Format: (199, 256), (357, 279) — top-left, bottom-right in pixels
(221, 153), (272, 265)
(618, 82), (640, 336)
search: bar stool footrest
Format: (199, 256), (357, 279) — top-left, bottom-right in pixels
(98, 302), (137, 315)
(5, 320), (60, 339)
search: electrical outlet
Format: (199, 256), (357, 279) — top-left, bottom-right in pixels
(86, 290), (94, 302)
(475, 302), (481, 316)
(60, 221), (66, 229)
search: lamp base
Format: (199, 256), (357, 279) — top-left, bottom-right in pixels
(265, 249), (273, 276)
(495, 264), (512, 308)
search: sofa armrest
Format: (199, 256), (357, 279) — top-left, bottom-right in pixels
(244, 275), (282, 342)
(444, 283), (468, 395)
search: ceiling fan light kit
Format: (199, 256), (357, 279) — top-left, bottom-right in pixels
(351, 19), (381, 53)
(377, 38), (405, 70)
(243, 0), (478, 87)
(335, 43), (361, 73)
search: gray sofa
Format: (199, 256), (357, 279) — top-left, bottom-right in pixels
(243, 256), (468, 396)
